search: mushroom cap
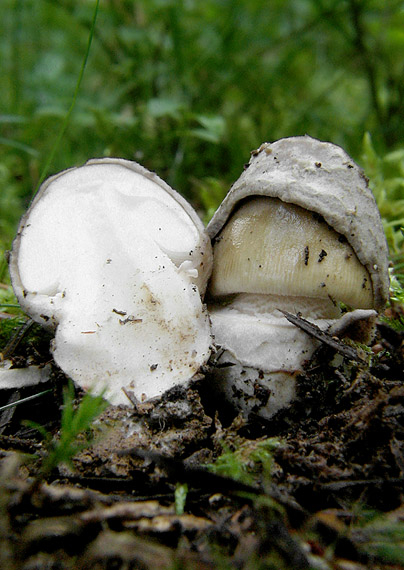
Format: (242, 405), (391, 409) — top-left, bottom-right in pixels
(12, 158), (212, 303)
(9, 158), (213, 404)
(207, 136), (389, 309)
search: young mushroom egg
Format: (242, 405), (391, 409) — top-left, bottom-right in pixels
(206, 136), (390, 420)
(9, 158), (213, 405)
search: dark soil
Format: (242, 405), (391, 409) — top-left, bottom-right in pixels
(1, 313), (404, 569)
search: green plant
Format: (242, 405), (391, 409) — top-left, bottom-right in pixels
(361, 133), (404, 287)
(388, 269), (404, 306)
(174, 482), (188, 515)
(209, 444), (252, 484)
(194, 177), (228, 224)
(27, 381), (108, 477)
(334, 509), (404, 566)
(357, 517), (404, 565)
(209, 438), (281, 486)
(0, 283), (24, 317)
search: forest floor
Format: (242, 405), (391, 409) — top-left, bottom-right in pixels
(0, 307), (404, 570)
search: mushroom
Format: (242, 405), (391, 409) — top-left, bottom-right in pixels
(0, 361), (51, 389)
(206, 136), (390, 419)
(9, 158), (213, 405)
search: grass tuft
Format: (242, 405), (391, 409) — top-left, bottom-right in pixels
(26, 380), (108, 477)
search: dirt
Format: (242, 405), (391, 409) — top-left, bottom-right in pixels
(0, 315), (404, 569)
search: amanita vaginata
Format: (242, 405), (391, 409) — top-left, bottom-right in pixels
(9, 158), (213, 405)
(206, 136), (390, 420)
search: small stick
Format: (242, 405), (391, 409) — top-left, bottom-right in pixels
(1, 319), (35, 360)
(280, 310), (364, 362)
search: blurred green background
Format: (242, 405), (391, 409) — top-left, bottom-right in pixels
(1, 0), (404, 288)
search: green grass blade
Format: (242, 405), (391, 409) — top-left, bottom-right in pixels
(34, 0), (100, 194)
(0, 389), (52, 413)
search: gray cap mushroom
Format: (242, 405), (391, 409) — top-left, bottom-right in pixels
(9, 158), (213, 405)
(206, 136), (390, 419)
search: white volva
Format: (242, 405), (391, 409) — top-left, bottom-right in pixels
(9, 159), (213, 405)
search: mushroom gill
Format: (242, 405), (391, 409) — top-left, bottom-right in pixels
(209, 196), (374, 313)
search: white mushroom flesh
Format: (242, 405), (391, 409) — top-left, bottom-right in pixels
(0, 361), (52, 389)
(10, 160), (213, 405)
(209, 293), (338, 372)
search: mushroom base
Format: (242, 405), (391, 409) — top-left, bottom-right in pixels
(207, 293), (377, 420)
(207, 357), (298, 421)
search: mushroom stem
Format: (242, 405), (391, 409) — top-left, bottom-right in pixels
(208, 294), (377, 420)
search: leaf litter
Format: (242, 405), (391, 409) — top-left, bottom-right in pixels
(0, 309), (404, 569)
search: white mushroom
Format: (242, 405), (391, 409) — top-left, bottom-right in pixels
(0, 361), (51, 389)
(9, 158), (213, 405)
(206, 136), (390, 419)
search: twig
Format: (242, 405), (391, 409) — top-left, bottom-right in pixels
(1, 319), (35, 360)
(280, 310), (364, 362)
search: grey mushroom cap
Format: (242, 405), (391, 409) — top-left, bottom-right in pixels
(207, 136), (390, 309)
